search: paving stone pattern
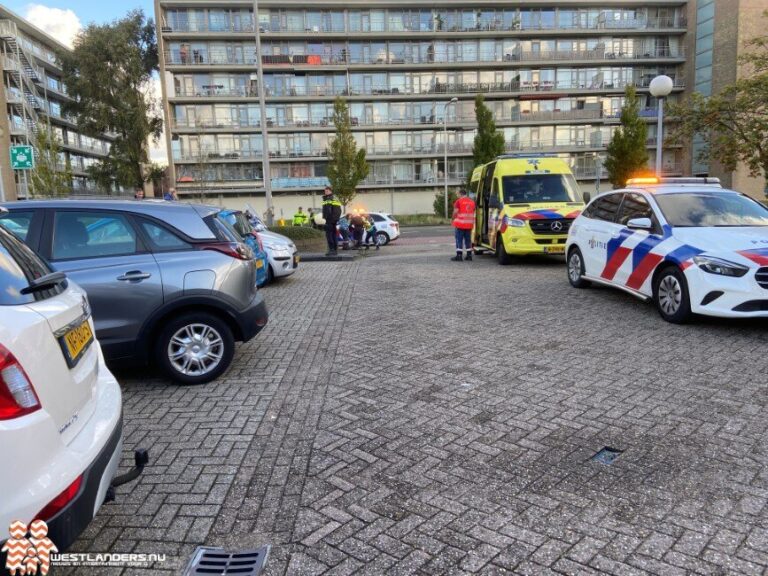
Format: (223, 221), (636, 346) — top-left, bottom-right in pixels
(67, 240), (768, 575)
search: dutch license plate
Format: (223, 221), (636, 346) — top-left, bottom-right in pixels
(294, 254), (300, 264)
(60, 320), (94, 367)
(544, 246), (565, 254)
(256, 259), (264, 269)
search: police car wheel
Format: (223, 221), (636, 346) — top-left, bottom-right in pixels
(567, 247), (591, 288)
(653, 266), (692, 324)
(375, 231), (389, 246)
(496, 236), (512, 265)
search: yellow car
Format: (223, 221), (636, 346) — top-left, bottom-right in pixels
(471, 154), (588, 264)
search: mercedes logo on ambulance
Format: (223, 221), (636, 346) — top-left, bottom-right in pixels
(550, 221), (563, 232)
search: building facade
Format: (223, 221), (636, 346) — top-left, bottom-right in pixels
(0, 7), (116, 201)
(157, 1), (689, 213)
(690, 0), (767, 199)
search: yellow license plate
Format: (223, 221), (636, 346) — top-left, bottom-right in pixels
(294, 255), (300, 264)
(544, 246), (565, 254)
(61, 320), (94, 367)
(256, 260), (264, 269)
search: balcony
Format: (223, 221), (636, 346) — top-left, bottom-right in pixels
(161, 20), (255, 34)
(174, 149), (263, 162)
(257, 46), (684, 68)
(164, 50), (257, 67)
(172, 118), (262, 130)
(172, 87), (258, 98)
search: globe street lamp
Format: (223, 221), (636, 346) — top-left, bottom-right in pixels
(649, 75), (674, 177)
(443, 97), (458, 218)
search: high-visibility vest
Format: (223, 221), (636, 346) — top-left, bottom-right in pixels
(452, 196), (475, 229)
(292, 212), (307, 225)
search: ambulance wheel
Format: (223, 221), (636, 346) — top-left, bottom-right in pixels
(653, 265), (692, 324)
(567, 247), (591, 288)
(496, 236), (512, 265)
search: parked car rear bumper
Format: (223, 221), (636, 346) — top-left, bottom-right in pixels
(236, 294), (269, 342)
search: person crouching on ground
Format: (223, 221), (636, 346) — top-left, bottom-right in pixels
(451, 188), (476, 261)
(322, 186), (342, 256)
(362, 214), (379, 251)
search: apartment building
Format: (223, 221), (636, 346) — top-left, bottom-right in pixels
(0, 6), (115, 200)
(157, 1), (689, 212)
(690, 0), (767, 199)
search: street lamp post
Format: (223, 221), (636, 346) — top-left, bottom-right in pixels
(649, 75), (674, 177)
(253, 0), (273, 225)
(443, 97), (458, 218)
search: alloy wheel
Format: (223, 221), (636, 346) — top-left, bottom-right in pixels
(167, 323), (224, 376)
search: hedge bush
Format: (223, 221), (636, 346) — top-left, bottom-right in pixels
(270, 225), (324, 241)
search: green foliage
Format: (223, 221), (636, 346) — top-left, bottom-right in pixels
(394, 213), (450, 226)
(270, 226), (325, 241)
(58, 10), (162, 189)
(670, 18), (768, 180)
(433, 189), (458, 218)
(604, 86), (649, 188)
(468, 94), (505, 186)
(327, 97), (369, 207)
(30, 124), (72, 197)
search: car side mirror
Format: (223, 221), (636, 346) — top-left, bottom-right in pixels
(627, 217), (653, 230)
(582, 192), (591, 204)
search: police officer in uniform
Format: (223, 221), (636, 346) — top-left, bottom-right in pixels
(292, 206), (308, 226)
(322, 186), (342, 256)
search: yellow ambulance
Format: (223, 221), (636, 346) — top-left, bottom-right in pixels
(470, 154), (588, 264)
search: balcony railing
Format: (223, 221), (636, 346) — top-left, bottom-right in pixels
(174, 149), (263, 161)
(161, 20), (255, 33)
(173, 87), (258, 98)
(255, 46), (684, 67)
(260, 79), (684, 98)
(172, 118), (262, 129)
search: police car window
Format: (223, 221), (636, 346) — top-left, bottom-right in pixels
(617, 193), (654, 225)
(591, 193), (623, 222)
(370, 214), (384, 222)
(655, 192), (768, 227)
(501, 174), (581, 204)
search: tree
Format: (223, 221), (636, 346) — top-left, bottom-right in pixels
(669, 21), (768, 181)
(145, 163), (166, 197)
(326, 97), (369, 207)
(468, 94), (505, 187)
(29, 124), (72, 197)
(604, 86), (649, 188)
(59, 10), (162, 190)
(433, 189), (457, 218)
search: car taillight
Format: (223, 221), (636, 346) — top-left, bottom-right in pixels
(35, 475), (83, 521)
(197, 242), (253, 260)
(0, 344), (40, 420)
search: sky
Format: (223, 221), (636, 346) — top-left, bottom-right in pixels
(5, 1), (168, 163)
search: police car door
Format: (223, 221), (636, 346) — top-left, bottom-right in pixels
(610, 192), (663, 295)
(581, 192), (625, 280)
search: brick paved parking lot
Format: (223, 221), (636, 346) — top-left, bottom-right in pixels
(70, 229), (768, 575)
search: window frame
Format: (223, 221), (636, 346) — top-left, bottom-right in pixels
(586, 192), (624, 222)
(43, 209), (149, 262)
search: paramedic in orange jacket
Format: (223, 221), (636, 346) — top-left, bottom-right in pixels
(451, 188), (476, 261)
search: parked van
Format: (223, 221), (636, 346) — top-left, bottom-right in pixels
(471, 154), (589, 264)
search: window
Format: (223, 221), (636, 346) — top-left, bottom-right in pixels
(52, 212), (138, 260)
(655, 192), (768, 227)
(590, 193), (623, 222)
(617, 193), (654, 225)
(0, 227), (61, 305)
(370, 214), (385, 222)
(140, 221), (191, 251)
(0, 211), (34, 241)
(501, 174), (581, 203)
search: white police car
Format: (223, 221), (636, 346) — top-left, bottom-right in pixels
(566, 178), (768, 323)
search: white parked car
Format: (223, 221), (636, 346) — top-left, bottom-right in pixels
(0, 220), (131, 551)
(566, 178), (768, 323)
(366, 212), (401, 245)
(259, 230), (299, 282)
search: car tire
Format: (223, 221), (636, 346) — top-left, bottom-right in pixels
(267, 264), (275, 284)
(375, 231), (390, 246)
(496, 235), (512, 265)
(567, 247), (591, 288)
(653, 266), (692, 324)
(155, 312), (235, 385)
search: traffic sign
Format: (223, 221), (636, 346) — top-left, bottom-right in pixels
(10, 145), (34, 170)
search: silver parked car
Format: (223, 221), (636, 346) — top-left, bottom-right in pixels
(0, 200), (268, 384)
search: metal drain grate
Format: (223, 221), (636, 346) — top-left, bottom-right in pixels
(183, 545), (270, 576)
(591, 447), (623, 465)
